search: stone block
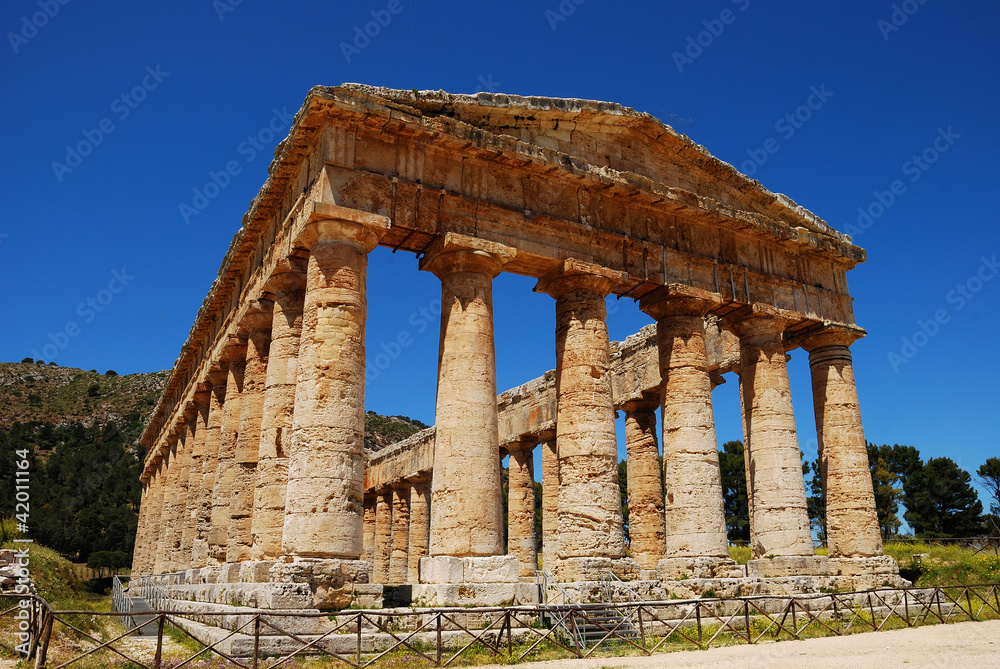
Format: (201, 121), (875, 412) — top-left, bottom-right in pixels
(418, 556), (465, 584)
(656, 556), (744, 580)
(554, 556), (641, 581)
(240, 561), (275, 583)
(220, 563), (242, 584)
(746, 555), (831, 578)
(409, 582), (537, 607)
(829, 555), (900, 577)
(463, 556), (519, 583)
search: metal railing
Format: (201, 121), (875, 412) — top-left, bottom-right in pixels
(110, 575), (134, 631)
(9, 582), (1000, 668)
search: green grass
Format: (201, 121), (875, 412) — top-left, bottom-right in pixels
(884, 541), (1000, 586)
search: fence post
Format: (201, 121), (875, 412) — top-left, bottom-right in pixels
(34, 611), (54, 669)
(506, 610), (512, 655)
(27, 604), (42, 660)
(791, 600), (798, 638)
(965, 588), (974, 621)
(637, 606), (646, 651)
(832, 596), (840, 634)
(744, 601), (752, 643)
(902, 589), (911, 626)
(867, 592), (877, 630)
(252, 614), (260, 669)
(436, 613), (442, 666)
(935, 588), (943, 622)
(152, 614), (164, 669)
(695, 603), (702, 646)
(356, 613), (362, 668)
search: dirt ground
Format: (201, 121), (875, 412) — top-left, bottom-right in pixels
(480, 619), (1000, 669)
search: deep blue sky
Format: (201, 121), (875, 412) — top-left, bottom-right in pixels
(2, 1), (997, 508)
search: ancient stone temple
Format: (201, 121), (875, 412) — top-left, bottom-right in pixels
(132, 85), (899, 610)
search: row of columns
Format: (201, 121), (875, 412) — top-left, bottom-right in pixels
(133, 212), (882, 582)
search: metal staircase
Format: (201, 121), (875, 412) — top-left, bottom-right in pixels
(535, 570), (643, 649)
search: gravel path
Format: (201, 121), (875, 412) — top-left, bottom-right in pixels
(480, 619), (1000, 669)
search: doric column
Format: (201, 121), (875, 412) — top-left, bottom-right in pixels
(725, 305), (826, 576)
(541, 438), (559, 574)
(228, 302), (273, 564)
(389, 484), (411, 583)
(151, 456), (169, 574)
(252, 265), (306, 560)
(407, 479), (430, 581)
(640, 285), (734, 578)
(373, 489), (392, 584)
(282, 207), (389, 559)
(193, 367), (228, 569)
(420, 233), (515, 559)
(161, 432), (183, 573)
(506, 440), (538, 577)
(363, 494), (377, 565)
(180, 397), (208, 571)
(799, 326), (885, 562)
(134, 471), (153, 573)
(620, 399), (665, 571)
(209, 342), (246, 564)
(536, 259), (636, 579)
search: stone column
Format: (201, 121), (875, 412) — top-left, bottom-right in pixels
(253, 265), (306, 561)
(151, 456), (169, 574)
(389, 484), (411, 583)
(161, 433), (183, 573)
(640, 285), (737, 579)
(541, 438), (559, 574)
(373, 489), (392, 584)
(193, 367), (227, 570)
(620, 400), (665, 573)
(180, 399), (208, 574)
(407, 480), (430, 581)
(536, 259), (637, 580)
(363, 495), (377, 565)
(228, 302), (273, 566)
(209, 343), (245, 569)
(724, 304), (827, 577)
(506, 441), (538, 578)
(134, 472), (153, 573)
(420, 234), (515, 562)
(282, 208), (389, 560)
(799, 326), (891, 574)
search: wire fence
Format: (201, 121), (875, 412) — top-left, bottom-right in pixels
(1, 582), (998, 668)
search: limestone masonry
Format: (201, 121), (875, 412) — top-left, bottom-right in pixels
(133, 85), (897, 609)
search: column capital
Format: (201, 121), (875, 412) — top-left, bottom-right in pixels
(419, 233), (516, 279)
(503, 437), (538, 454)
(220, 336), (248, 364)
(535, 258), (625, 299)
(620, 396), (660, 414)
(238, 299), (275, 334)
(793, 322), (867, 352)
(721, 303), (797, 344)
(639, 284), (723, 320)
(264, 265), (307, 294)
(296, 202), (390, 253)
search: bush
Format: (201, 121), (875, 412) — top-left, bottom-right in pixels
(104, 370), (119, 377)
(87, 384), (101, 397)
(21, 357), (33, 364)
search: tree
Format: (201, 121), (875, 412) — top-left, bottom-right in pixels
(618, 459), (629, 545)
(718, 440), (750, 542)
(806, 457), (826, 542)
(903, 457), (984, 537)
(867, 442), (922, 538)
(977, 458), (1000, 516)
(21, 358), (32, 364)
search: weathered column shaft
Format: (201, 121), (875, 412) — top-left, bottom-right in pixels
(802, 330), (883, 558)
(193, 371), (227, 568)
(150, 457), (169, 574)
(507, 443), (538, 577)
(162, 437), (183, 573)
(407, 481), (430, 581)
(373, 490), (392, 584)
(541, 440), (559, 573)
(253, 269), (305, 560)
(537, 260), (625, 564)
(729, 309), (813, 558)
(389, 485), (411, 583)
(640, 287), (731, 564)
(422, 235), (513, 558)
(362, 495), (377, 565)
(209, 354), (245, 563)
(134, 473), (153, 573)
(621, 401), (665, 569)
(283, 212), (388, 559)
(228, 308), (272, 563)
(180, 404), (208, 569)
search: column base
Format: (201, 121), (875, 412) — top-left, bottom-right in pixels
(409, 582), (541, 607)
(829, 555), (900, 576)
(270, 558), (373, 610)
(656, 556), (745, 580)
(418, 556), (520, 584)
(747, 555), (830, 578)
(553, 556), (641, 582)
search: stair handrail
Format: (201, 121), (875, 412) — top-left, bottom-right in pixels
(597, 569), (645, 635)
(535, 570), (586, 650)
(111, 575), (135, 631)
